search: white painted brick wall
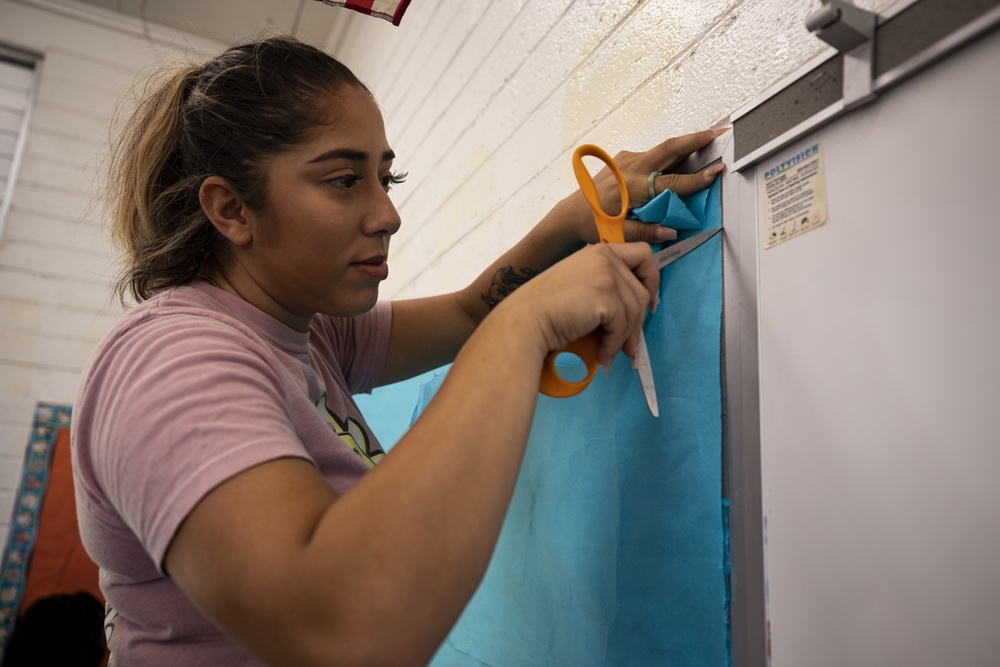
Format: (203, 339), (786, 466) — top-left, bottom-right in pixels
(0, 0), (225, 547)
(330, 0), (897, 299)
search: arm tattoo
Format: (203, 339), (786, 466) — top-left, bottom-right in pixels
(481, 265), (540, 310)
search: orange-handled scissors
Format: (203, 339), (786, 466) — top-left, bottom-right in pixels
(538, 144), (659, 417)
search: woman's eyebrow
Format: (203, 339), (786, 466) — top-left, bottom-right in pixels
(307, 148), (396, 164)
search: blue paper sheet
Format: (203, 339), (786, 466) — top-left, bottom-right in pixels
(356, 177), (728, 666)
(354, 368), (444, 452)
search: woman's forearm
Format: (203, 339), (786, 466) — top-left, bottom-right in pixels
(457, 192), (591, 324)
(301, 303), (547, 663)
(380, 193), (591, 385)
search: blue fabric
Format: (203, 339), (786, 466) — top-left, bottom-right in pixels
(356, 177), (728, 666)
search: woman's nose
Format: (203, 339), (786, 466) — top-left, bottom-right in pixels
(367, 186), (402, 237)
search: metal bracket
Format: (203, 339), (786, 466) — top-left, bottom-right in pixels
(806, 0), (878, 108)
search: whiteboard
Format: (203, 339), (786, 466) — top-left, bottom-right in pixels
(745, 21), (1000, 667)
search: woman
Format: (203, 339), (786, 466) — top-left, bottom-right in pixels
(72, 35), (724, 666)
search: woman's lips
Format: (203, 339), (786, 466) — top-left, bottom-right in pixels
(352, 258), (389, 281)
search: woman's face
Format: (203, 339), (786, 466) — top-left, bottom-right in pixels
(238, 85), (402, 328)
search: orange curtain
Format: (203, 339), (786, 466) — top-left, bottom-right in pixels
(19, 427), (103, 612)
(0, 405), (107, 664)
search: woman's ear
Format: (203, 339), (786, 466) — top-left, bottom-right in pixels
(199, 176), (253, 247)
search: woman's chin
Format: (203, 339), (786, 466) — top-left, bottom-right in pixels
(326, 289), (380, 318)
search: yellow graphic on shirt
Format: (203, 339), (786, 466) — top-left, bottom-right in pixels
(105, 604), (117, 664)
(317, 394), (384, 466)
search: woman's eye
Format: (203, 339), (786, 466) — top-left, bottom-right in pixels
(381, 171), (408, 191)
(328, 174), (359, 189)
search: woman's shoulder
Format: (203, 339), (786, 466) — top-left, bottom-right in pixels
(111, 284), (264, 344)
(87, 284), (285, 378)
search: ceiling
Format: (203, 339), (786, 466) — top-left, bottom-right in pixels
(71, 0), (351, 50)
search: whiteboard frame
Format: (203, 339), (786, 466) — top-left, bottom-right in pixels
(680, 2), (1000, 665)
(731, 1), (1000, 173)
(677, 131), (768, 667)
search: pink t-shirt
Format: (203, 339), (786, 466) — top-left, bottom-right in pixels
(71, 282), (392, 665)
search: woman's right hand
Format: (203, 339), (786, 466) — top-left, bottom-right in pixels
(497, 241), (660, 370)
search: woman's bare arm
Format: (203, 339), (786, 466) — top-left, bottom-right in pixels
(165, 242), (658, 667)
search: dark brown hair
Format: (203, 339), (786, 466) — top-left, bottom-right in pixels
(105, 35), (369, 304)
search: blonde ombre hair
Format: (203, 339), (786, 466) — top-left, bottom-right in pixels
(104, 35), (369, 304)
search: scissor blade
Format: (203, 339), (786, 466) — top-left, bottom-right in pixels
(654, 227), (722, 269)
(636, 332), (659, 418)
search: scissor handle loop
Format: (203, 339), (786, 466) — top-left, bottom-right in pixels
(538, 331), (602, 398)
(571, 144), (628, 244)
(539, 144), (627, 398)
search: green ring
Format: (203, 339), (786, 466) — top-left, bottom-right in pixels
(647, 171), (659, 200)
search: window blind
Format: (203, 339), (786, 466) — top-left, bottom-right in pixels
(0, 46), (40, 241)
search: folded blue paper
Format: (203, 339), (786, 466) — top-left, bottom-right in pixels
(631, 182), (712, 231)
(356, 177), (728, 666)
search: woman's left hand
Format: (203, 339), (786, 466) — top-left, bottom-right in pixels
(567, 128), (728, 245)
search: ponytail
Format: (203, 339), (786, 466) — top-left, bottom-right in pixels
(106, 61), (213, 304)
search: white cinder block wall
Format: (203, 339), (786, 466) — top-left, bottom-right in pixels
(0, 0), (898, 558)
(0, 0), (225, 547)
(332, 0), (897, 302)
